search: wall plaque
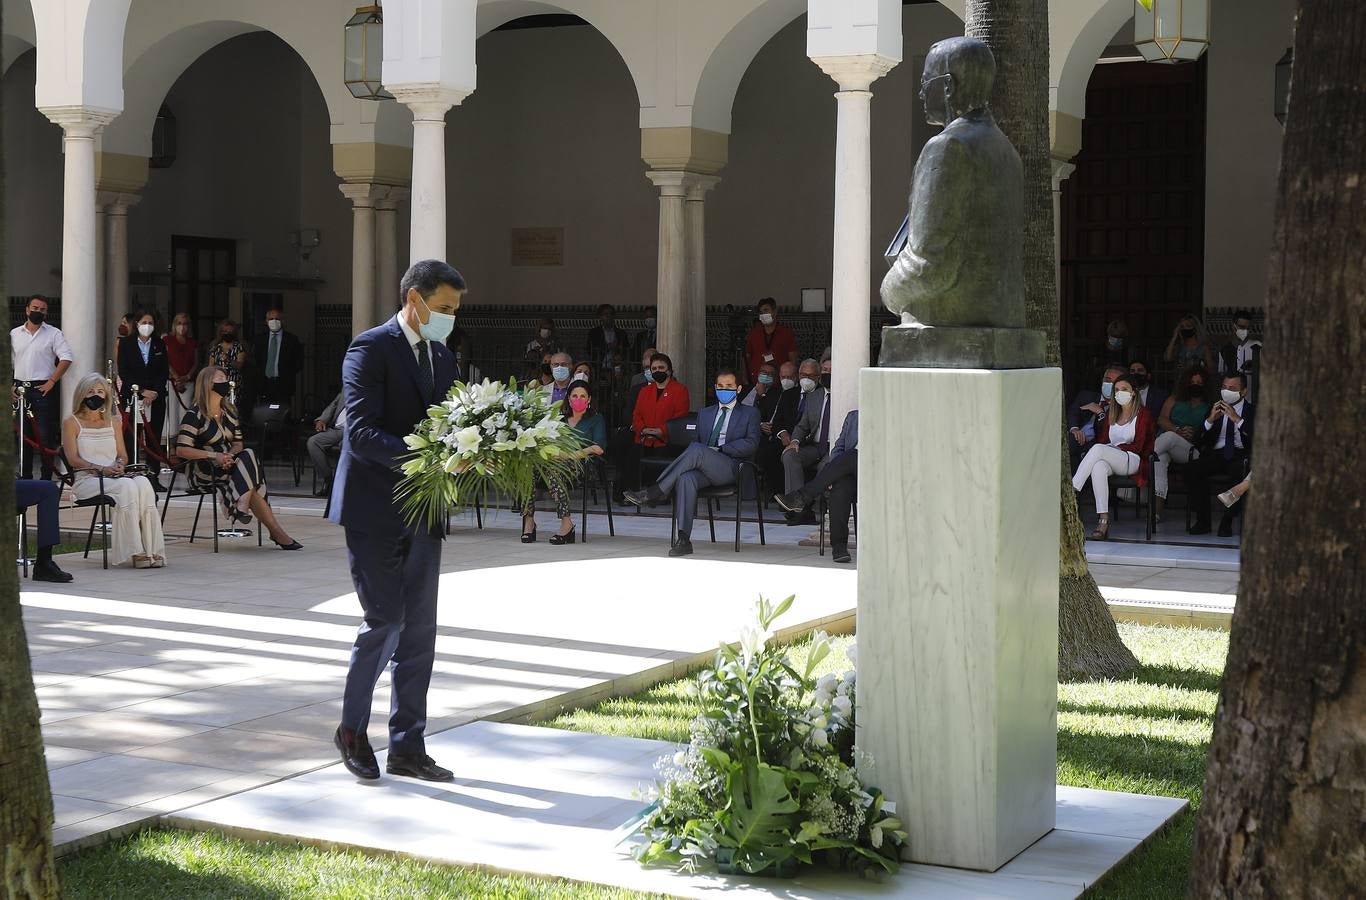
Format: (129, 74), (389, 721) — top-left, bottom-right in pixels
(510, 227), (565, 267)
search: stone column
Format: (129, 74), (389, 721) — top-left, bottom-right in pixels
(375, 188), (407, 316)
(43, 107), (115, 414)
(95, 201), (107, 354)
(103, 193), (138, 364)
(646, 170), (703, 403)
(391, 88), (467, 264)
(1051, 159), (1077, 318)
(340, 183), (382, 336)
(813, 55), (897, 433)
(685, 175), (719, 398)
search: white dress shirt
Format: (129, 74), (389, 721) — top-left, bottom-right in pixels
(713, 402), (737, 447)
(1206, 399), (1247, 451)
(397, 313), (424, 363)
(11, 322), (73, 381)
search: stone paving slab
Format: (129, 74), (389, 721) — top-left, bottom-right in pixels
(171, 721), (1188, 899)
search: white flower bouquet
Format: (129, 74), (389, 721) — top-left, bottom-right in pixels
(396, 378), (587, 528)
(632, 596), (906, 879)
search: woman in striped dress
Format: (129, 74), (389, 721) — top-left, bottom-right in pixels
(175, 366), (302, 550)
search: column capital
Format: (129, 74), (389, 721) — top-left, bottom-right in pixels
(97, 190), (142, 214)
(645, 169), (715, 198)
(640, 126), (728, 175)
(810, 54), (899, 92)
(388, 85), (469, 121)
(1050, 158), (1077, 189)
(338, 182), (389, 208)
(40, 105), (118, 137)
(374, 186), (409, 210)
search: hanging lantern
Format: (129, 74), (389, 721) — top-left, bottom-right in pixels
(1134, 0), (1210, 64)
(344, 4), (393, 101)
(1273, 48), (1293, 125)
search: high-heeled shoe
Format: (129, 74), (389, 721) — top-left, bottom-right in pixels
(549, 528), (576, 545)
(229, 508), (253, 526)
(1089, 515), (1110, 541)
(520, 528), (537, 543)
(271, 537), (303, 551)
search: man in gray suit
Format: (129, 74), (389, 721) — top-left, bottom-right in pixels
(775, 410), (859, 563)
(777, 357), (832, 525)
(307, 391), (345, 496)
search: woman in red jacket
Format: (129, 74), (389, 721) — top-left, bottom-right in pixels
(1071, 373), (1155, 540)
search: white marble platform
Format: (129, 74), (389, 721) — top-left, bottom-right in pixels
(171, 721), (1188, 899)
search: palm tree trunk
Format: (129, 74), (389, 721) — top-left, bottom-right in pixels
(965, 0), (1137, 679)
(0, 9), (62, 889)
(1189, 3), (1366, 894)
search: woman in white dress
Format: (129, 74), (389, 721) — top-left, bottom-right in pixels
(61, 373), (167, 568)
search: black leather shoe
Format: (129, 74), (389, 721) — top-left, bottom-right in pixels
(386, 752), (454, 782)
(334, 726), (380, 780)
(668, 533), (694, 557)
(832, 548), (852, 564)
(1217, 515), (1234, 538)
(785, 510), (819, 526)
(314, 486), (330, 498)
(1189, 521), (1211, 536)
(773, 492), (807, 514)
(31, 560), (73, 583)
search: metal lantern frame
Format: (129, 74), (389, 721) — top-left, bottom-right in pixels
(344, 3), (393, 101)
(1134, 0), (1210, 64)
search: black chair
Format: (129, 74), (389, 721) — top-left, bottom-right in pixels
(54, 449), (116, 570)
(250, 403), (302, 486)
(1109, 453), (1157, 542)
(1182, 455), (1251, 536)
(672, 459), (767, 553)
(635, 414), (698, 509)
(579, 456), (616, 542)
(161, 460), (261, 552)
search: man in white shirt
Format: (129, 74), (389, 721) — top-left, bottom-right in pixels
(1188, 372), (1255, 537)
(1217, 310), (1262, 393)
(10, 295), (73, 479)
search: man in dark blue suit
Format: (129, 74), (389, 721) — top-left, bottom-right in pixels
(774, 410), (859, 563)
(622, 367), (760, 557)
(331, 259), (464, 782)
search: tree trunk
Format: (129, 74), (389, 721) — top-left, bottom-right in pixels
(1189, 3), (1366, 895)
(0, 7), (62, 890)
(965, 0), (1136, 680)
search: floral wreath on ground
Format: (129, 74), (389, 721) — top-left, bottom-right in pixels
(631, 595), (906, 879)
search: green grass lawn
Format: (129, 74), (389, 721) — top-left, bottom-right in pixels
(545, 623), (1228, 900)
(59, 623), (1225, 899)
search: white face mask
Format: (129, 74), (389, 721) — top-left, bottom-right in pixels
(780, 378), (796, 391)
(799, 377), (817, 393)
(1220, 389), (1242, 405)
(267, 319), (283, 333)
(758, 312), (774, 326)
(539, 328), (551, 339)
(1113, 390), (1135, 407)
(1234, 328), (1249, 342)
(138, 323), (154, 337)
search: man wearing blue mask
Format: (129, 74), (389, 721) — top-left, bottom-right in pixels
(331, 259), (463, 785)
(623, 367), (760, 557)
(548, 351), (575, 405)
(1068, 364), (1125, 468)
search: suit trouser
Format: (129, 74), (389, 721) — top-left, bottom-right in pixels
(19, 385), (58, 480)
(796, 450), (858, 549)
(14, 479), (60, 548)
(782, 443), (828, 494)
(657, 443), (739, 538)
(341, 524), (442, 754)
(306, 428), (344, 483)
(1186, 450), (1249, 527)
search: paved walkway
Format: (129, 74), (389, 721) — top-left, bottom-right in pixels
(26, 500), (1235, 854)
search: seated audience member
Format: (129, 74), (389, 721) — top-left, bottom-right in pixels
(776, 358), (832, 525)
(744, 298), (798, 383)
(756, 360), (802, 493)
(738, 362), (774, 408)
(617, 352), (690, 490)
(308, 391), (346, 497)
(176, 366), (302, 550)
(62, 373), (166, 568)
(571, 361), (594, 385)
(1217, 309), (1262, 392)
(521, 381), (608, 545)
(1127, 360), (1168, 420)
(623, 368), (759, 557)
(15, 479), (73, 582)
(1219, 471), (1251, 510)
(1187, 372), (1255, 537)
(1071, 374), (1155, 540)
(1068, 364), (1126, 469)
(537, 352), (555, 386)
(774, 410), (859, 564)
(547, 352), (576, 403)
(1103, 319), (1129, 364)
(1152, 367), (1211, 519)
(622, 346), (657, 426)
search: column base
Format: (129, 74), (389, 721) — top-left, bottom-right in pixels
(878, 323), (1045, 369)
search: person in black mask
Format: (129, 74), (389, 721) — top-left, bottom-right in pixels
(10, 295), (73, 480)
(1127, 360), (1168, 420)
(1164, 313), (1214, 377)
(614, 352), (690, 492)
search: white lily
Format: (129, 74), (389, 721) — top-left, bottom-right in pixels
(453, 425), (483, 456)
(832, 694), (852, 717)
(810, 727), (829, 748)
(403, 433), (429, 450)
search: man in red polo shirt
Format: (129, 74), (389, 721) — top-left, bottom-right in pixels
(744, 298), (798, 383)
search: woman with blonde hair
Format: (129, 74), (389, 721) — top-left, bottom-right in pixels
(62, 373), (166, 568)
(175, 366), (301, 549)
(1071, 373), (1156, 540)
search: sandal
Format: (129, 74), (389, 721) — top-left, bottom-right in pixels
(1089, 515), (1110, 541)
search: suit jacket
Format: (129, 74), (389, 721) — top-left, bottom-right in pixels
(317, 392), (344, 428)
(1141, 384), (1170, 422)
(1197, 400), (1255, 455)
(788, 386), (831, 447)
(828, 410), (859, 462)
(1069, 388), (1104, 431)
(694, 402), (760, 461)
(260, 329), (303, 382)
(117, 335), (170, 403)
(329, 315), (456, 534)
(765, 387), (802, 434)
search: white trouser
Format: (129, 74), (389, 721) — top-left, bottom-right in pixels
(1072, 444), (1138, 515)
(74, 474), (166, 566)
(1152, 431), (1199, 499)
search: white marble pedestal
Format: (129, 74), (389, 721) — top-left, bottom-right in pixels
(857, 366), (1061, 872)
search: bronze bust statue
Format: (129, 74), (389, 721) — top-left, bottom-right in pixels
(879, 36), (1043, 368)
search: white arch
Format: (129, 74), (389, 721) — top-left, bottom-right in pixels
(2, 0), (36, 75)
(1052, 0), (1131, 119)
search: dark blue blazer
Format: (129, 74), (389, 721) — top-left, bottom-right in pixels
(693, 403), (760, 498)
(329, 315), (456, 534)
